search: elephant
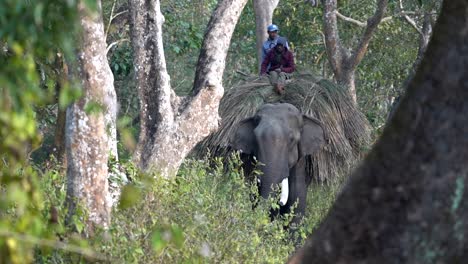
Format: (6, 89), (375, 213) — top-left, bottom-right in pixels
(230, 103), (327, 226)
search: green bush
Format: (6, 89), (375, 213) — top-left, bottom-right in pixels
(34, 155), (338, 263)
(93, 156), (338, 263)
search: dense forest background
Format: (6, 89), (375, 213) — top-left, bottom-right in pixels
(1, 0), (445, 263)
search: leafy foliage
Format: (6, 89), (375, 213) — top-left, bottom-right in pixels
(0, 0), (80, 263)
(95, 156), (337, 263)
(274, 0), (441, 133)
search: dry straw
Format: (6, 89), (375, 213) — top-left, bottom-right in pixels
(196, 73), (371, 183)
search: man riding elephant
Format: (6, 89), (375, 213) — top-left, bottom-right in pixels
(261, 24), (290, 63)
(260, 37), (296, 95)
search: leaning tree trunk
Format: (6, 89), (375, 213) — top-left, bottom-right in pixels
(289, 1), (468, 262)
(253, 0), (280, 72)
(129, 0), (248, 177)
(322, 0), (388, 103)
(66, 0), (113, 235)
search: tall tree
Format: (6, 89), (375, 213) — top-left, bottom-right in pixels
(289, 0), (468, 262)
(129, 0), (248, 177)
(66, 0), (114, 234)
(253, 0), (280, 71)
(322, 0), (388, 102)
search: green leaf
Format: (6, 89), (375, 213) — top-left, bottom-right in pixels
(59, 85), (82, 109)
(84, 100), (104, 115)
(170, 224), (184, 248)
(118, 184), (141, 209)
(151, 230), (167, 253)
(83, 0), (98, 12)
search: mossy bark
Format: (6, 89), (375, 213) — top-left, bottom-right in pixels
(66, 0), (113, 235)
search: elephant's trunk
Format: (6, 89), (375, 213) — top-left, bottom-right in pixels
(259, 162), (289, 202)
(254, 121), (289, 204)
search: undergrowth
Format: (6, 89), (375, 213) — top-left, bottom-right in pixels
(33, 155), (339, 263)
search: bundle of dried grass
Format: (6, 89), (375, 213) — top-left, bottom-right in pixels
(197, 73), (371, 183)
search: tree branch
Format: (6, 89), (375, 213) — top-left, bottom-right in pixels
(349, 0), (388, 69)
(399, 0), (423, 35)
(323, 0), (344, 76)
(106, 38), (129, 54)
(335, 11), (366, 27)
(337, 10), (421, 28)
(128, 0), (176, 167)
(105, 0), (117, 40)
(192, 0), (248, 95)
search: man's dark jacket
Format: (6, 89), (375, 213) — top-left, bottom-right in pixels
(260, 47), (295, 75)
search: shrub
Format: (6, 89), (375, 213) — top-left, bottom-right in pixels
(95, 156), (338, 263)
(33, 155), (338, 263)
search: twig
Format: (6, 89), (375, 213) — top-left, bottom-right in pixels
(335, 11), (366, 27)
(0, 230), (108, 261)
(105, 0), (117, 40)
(112, 10), (128, 21)
(399, 0), (423, 35)
(336, 10), (420, 28)
(106, 39), (129, 54)
(236, 70), (249, 76)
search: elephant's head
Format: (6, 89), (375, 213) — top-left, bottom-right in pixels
(230, 103), (326, 205)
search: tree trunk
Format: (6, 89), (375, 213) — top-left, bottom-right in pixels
(414, 12), (433, 70)
(66, 0), (113, 235)
(336, 68), (356, 103)
(51, 56), (68, 166)
(53, 100), (67, 164)
(322, 0), (388, 103)
(253, 0), (280, 72)
(289, 1), (468, 262)
(104, 76), (118, 160)
(129, 0), (248, 177)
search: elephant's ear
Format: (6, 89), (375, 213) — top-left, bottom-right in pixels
(299, 115), (327, 156)
(230, 118), (256, 154)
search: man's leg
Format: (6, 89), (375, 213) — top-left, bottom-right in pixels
(274, 72), (290, 95)
(268, 71), (279, 86)
(268, 71), (284, 95)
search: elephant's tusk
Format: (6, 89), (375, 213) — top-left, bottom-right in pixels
(279, 178), (289, 206)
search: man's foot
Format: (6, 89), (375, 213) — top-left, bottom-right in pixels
(274, 83), (285, 95)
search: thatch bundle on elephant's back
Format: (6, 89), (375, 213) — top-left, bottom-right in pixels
(196, 73), (371, 183)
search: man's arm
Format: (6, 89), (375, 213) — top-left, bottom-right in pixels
(260, 51), (272, 75)
(261, 41), (268, 62)
(281, 52), (296, 73)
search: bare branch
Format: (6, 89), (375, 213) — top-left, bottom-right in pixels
(106, 38), (129, 54)
(349, 0), (388, 69)
(399, 0), (423, 35)
(192, 0), (248, 94)
(112, 10), (128, 20)
(335, 11), (366, 27)
(105, 0), (117, 40)
(336, 10), (418, 30)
